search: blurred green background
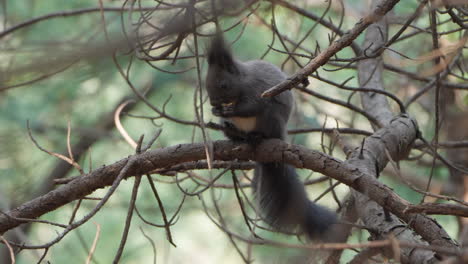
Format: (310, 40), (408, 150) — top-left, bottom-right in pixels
(0, 0), (463, 263)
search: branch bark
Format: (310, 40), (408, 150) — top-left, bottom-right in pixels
(344, 1), (443, 262)
(0, 116), (458, 253)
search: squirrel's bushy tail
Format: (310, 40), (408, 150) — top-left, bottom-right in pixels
(252, 162), (336, 239)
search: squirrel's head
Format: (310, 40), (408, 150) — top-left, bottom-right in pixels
(205, 33), (242, 107)
(206, 33), (239, 74)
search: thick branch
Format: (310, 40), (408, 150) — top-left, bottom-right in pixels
(351, 2), (438, 262)
(0, 116), (457, 252)
(357, 2), (394, 126)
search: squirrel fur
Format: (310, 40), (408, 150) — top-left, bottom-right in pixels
(205, 33), (336, 239)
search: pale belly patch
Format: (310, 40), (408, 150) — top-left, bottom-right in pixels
(226, 117), (257, 132)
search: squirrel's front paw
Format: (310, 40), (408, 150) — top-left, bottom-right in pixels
(246, 132), (264, 145)
(223, 121), (249, 141)
(212, 107), (223, 117)
(220, 107), (235, 117)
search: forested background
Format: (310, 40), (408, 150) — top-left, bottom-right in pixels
(0, 0), (467, 263)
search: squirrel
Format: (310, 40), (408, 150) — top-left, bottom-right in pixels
(205, 33), (337, 240)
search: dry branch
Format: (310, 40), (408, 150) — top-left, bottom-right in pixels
(262, 0), (401, 98)
(0, 115), (458, 252)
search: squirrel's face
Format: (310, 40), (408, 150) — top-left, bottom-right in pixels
(205, 65), (242, 108)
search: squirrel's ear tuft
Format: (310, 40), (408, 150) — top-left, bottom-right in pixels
(207, 32), (239, 74)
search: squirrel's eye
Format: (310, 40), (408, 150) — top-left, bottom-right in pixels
(219, 83), (227, 89)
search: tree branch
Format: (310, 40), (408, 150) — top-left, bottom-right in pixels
(0, 115), (458, 252)
(262, 0), (401, 98)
